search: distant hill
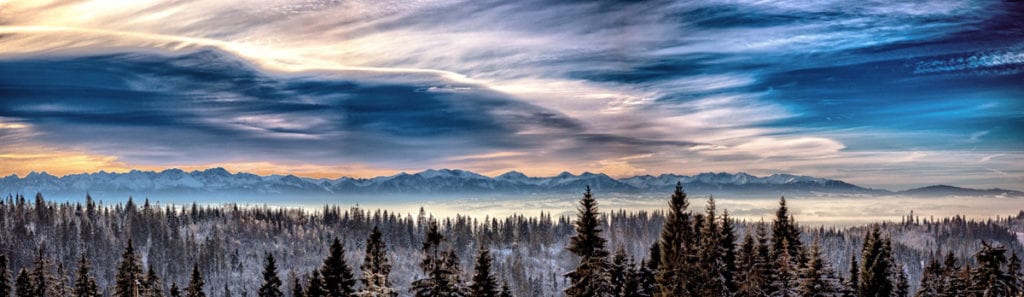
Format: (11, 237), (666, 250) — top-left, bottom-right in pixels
(0, 168), (1018, 200)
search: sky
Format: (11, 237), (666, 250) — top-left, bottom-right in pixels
(0, 0), (1021, 190)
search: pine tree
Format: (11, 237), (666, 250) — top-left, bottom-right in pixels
(893, 265), (908, 297)
(469, 247), (499, 297)
(939, 252), (965, 297)
(31, 248), (48, 297)
(411, 221), (463, 297)
(115, 240), (143, 297)
(187, 264), (206, 297)
(15, 269), (31, 297)
(971, 241), (1011, 297)
(772, 197), (804, 262)
(719, 210), (737, 293)
(915, 256), (942, 297)
(755, 221), (777, 296)
(735, 230), (759, 297)
(307, 270), (327, 297)
(73, 255), (101, 297)
(565, 186), (613, 297)
(636, 243), (659, 297)
(170, 283), (182, 297)
(259, 254), (284, 297)
(610, 247), (630, 297)
(321, 238), (356, 297)
(358, 226), (395, 297)
(1008, 252), (1022, 297)
(798, 238), (839, 297)
(498, 282), (512, 297)
(845, 255), (858, 297)
(656, 182), (691, 297)
(0, 254), (10, 297)
(55, 263), (73, 297)
(144, 266), (165, 297)
(858, 227), (894, 297)
(775, 239), (799, 297)
(696, 197), (729, 296)
(292, 277), (305, 297)
(771, 197), (804, 297)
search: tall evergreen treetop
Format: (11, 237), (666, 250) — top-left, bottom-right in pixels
(0, 254), (10, 297)
(115, 240), (143, 297)
(469, 247), (499, 297)
(359, 226), (395, 297)
(859, 227), (894, 297)
(565, 186), (613, 297)
(321, 238), (356, 297)
(15, 269), (31, 297)
(259, 254), (284, 297)
(74, 254), (101, 297)
(656, 182), (691, 297)
(187, 264), (206, 297)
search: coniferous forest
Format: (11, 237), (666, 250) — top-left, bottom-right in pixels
(1, 184), (1022, 297)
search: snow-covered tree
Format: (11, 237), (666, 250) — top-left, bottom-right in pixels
(656, 182), (691, 297)
(358, 226), (396, 297)
(565, 186), (613, 297)
(469, 247), (499, 297)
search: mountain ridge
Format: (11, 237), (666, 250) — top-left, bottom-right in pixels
(1, 168), (1020, 198)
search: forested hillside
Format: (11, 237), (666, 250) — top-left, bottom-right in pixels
(0, 184), (1021, 297)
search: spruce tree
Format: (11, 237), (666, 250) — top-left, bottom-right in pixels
(31, 248), (48, 297)
(972, 241), (1011, 297)
(170, 283), (182, 297)
(1008, 252), (1022, 297)
(411, 221), (462, 297)
(893, 265), (908, 297)
(115, 240), (143, 297)
(144, 266), (165, 297)
(798, 238), (839, 297)
(73, 255), (101, 297)
(695, 196), (728, 296)
(636, 243), (659, 297)
(291, 277), (305, 297)
(610, 247), (630, 297)
(565, 186), (613, 297)
(321, 238), (356, 297)
(939, 252), (965, 296)
(0, 254), (10, 297)
(307, 270), (327, 297)
(498, 282), (512, 297)
(915, 256), (942, 297)
(187, 264), (206, 297)
(15, 270), (31, 297)
(259, 254), (283, 297)
(656, 182), (691, 297)
(775, 239), (799, 297)
(755, 221), (777, 296)
(469, 247), (499, 297)
(771, 197), (804, 297)
(358, 226), (395, 297)
(845, 255), (859, 297)
(858, 227), (894, 297)
(55, 263), (73, 297)
(719, 210), (737, 293)
(735, 230), (760, 297)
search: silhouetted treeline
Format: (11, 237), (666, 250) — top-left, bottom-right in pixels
(0, 185), (1022, 296)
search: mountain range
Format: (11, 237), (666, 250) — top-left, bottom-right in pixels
(1, 168), (1021, 200)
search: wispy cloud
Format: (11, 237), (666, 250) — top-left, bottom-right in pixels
(0, 0), (1022, 189)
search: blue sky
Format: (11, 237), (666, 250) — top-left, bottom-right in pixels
(0, 0), (1021, 189)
